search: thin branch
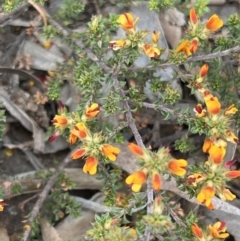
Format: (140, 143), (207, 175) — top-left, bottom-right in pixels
(164, 201), (187, 229)
(111, 73), (153, 241)
(28, 0), (47, 26)
(128, 45), (240, 72)
(20, 148), (77, 241)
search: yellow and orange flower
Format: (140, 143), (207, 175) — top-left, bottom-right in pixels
(202, 138), (213, 153)
(190, 38), (198, 53)
(194, 104), (207, 117)
(0, 200), (6, 211)
(52, 115), (68, 127)
(186, 173), (206, 187)
(71, 148), (86, 160)
(199, 64), (209, 78)
(71, 122), (90, 140)
(69, 133), (78, 144)
(85, 103), (100, 119)
(128, 143), (144, 157)
(192, 223), (204, 240)
(141, 44), (160, 58)
(208, 145), (226, 164)
(117, 13), (139, 31)
(226, 170), (240, 178)
(83, 156), (98, 175)
(125, 170), (147, 192)
(176, 39), (198, 57)
(151, 31), (160, 44)
(190, 8), (198, 26)
(197, 186), (215, 209)
(176, 40), (192, 56)
(109, 39), (130, 51)
(218, 188), (236, 201)
(224, 104), (238, 116)
(205, 14), (223, 32)
(204, 95), (221, 115)
(151, 172), (161, 191)
(101, 144), (120, 161)
(225, 130), (238, 143)
(208, 221), (229, 239)
(168, 159), (187, 176)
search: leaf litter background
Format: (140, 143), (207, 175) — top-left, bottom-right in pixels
(0, 0), (240, 240)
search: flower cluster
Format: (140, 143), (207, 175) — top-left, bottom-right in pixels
(109, 13), (162, 58)
(192, 221), (229, 240)
(186, 88), (239, 209)
(50, 103), (120, 175)
(125, 143), (187, 192)
(141, 196), (174, 234)
(176, 8), (223, 57)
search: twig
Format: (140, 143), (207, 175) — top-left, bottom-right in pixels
(128, 45), (240, 72)
(28, 0), (47, 26)
(19, 193), (39, 212)
(74, 195), (147, 214)
(20, 148), (77, 241)
(93, 0), (101, 15)
(111, 73), (153, 240)
(164, 201), (187, 229)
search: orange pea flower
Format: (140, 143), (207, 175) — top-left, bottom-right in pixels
(176, 40), (192, 56)
(71, 122), (89, 140)
(69, 133), (78, 144)
(226, 170), (240, 178)
(83, 156), (98, 175)
(0, 200), (7, 211)
(142, 44), (160, 58)
(208, 222), (229, 239)
(152, 172), (161, 191)
(225, 130), (238, 143)
(218, 188), (236, 201)
(125, 170), (147, 192)
(176, 39), (198, 57)
(194, 104), (207, 117)
(71, 148), (86, 160)
(109, 39), (129, 51)
(224, 104), (238, 116)
(52, 115), (68, 127)
(190, 38), (198, 53)
(199, 64), (209, 78)
(101, 144), (120, 161)
(186, 173), (206, 187)
(197, 186), (215, 209)
(208, 145), (226, 164)
(191, 223), (203, 239)
(190, 8), (198, 25)
(204, 95), (221, 114)
(128, 143), (144, 157)
(151, 31), (160, 44)
(117, 13), (139, 31)
(85, 103), (100, 119)
(168, 159), (187, 176)
(205, 14), (223, 32)
(202, 139), (213, 153)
